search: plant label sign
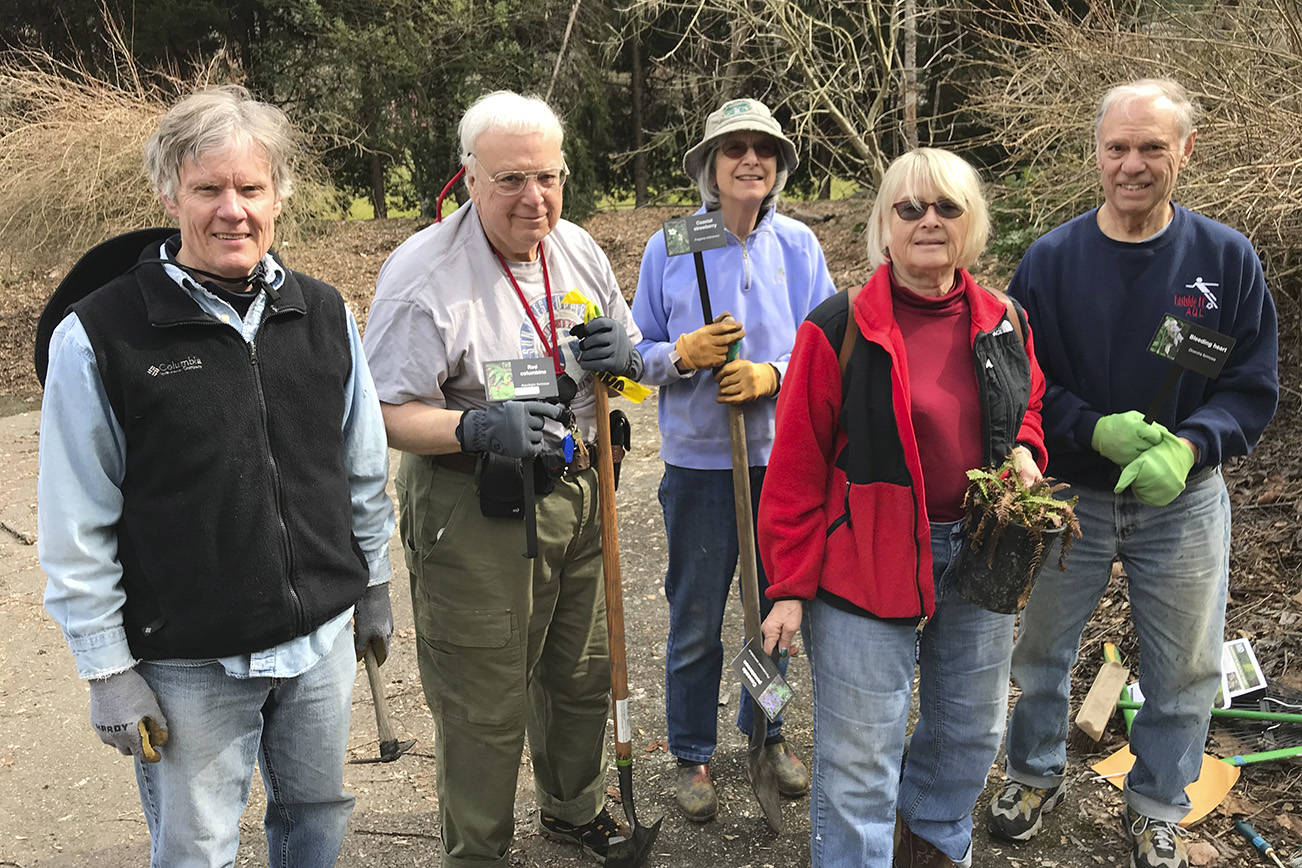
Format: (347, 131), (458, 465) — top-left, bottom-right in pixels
(662, 213), (727, 257)
(482, 358), (559, 401)
(1143, 315), (1237, 422)
(730, 637), (793, 723)
(1146, 314), (1236, 378)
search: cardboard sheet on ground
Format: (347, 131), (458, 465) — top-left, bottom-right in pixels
(1091, 745), (1239, 826)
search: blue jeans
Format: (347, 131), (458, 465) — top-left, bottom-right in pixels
(660, 464), (785, 763)
(134, 625), (356, 868)
(805, 520), (1014, 867)
(1005, 468), (1229, 822)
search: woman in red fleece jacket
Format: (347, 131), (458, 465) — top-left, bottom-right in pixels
(756, 148), (1047, 868)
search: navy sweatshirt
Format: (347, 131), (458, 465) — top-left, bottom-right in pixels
(1008, 204), (1278, 491)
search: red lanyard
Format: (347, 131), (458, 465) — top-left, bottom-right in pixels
(492, 242), (564, 376)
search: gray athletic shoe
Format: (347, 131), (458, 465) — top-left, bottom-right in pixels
(1122, 806), (1189, 868)
(986, 778), (1065, 841)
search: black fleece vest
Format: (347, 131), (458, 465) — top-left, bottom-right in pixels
(72, 251), (368, 660)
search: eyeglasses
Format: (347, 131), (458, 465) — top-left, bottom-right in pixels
(892, 199), (965, 220)
(720, 138), (779, 160)
(480, 165), (570, 196)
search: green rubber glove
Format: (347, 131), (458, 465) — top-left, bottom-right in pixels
(1114, 429), (1197, 507)
(1092, 411), (1164, 465)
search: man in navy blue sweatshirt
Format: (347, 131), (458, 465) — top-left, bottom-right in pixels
(985, 79), (1278, 868)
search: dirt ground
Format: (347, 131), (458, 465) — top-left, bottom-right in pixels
(0, 206), (1299, 868)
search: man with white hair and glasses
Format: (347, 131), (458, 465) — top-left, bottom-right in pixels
(363, 90), (643, 867)
(986, 78), (1278, 868)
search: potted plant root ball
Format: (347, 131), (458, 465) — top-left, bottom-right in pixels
(954, 453), (1082, 614)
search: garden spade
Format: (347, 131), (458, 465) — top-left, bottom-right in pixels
(694, 251), (784, 832)
(593, 384), (662, 868)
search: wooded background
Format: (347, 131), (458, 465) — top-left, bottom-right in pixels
(2, 0), (1300, 297)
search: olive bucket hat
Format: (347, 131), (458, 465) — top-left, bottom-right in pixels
(682, 98), (799, 179)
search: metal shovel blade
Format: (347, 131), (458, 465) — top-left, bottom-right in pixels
(746, 705), (784, 832)
(604, 813), (663, 868)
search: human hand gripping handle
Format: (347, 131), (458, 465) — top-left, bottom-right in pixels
(456, 401), (563, 458)
(673, 316), (746, 371)
(353, 582), (394, 665)
(715, 359), (778, 404)
(1092, 411), (1165, 465)
(88, 668), (169, 762)
(571, 316), (642, 379)
(1114, 427), (1197, 507)
(761, 599), (803, 659)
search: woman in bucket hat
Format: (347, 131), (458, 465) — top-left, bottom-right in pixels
(630, 97), (836, 822)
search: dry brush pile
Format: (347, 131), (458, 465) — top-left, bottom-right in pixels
(0, 36), (340, 280)
(966, 0), (1302, 297)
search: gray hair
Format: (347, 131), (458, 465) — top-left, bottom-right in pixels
(865, 147), (990, 270)
(459, 90), (565, 171)
(1094, 78), (1196, 146)
(144, 85), (297, 201)
(692, 140), (791, 216)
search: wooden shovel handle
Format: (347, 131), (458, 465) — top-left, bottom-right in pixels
(593, 385), (633, 763)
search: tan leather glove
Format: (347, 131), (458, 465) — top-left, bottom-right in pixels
(714, 359), (779, 404)
(673, 316), (745, 372)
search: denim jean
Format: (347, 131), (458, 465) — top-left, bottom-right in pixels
(804, 520), (1014, 867)
(659, 463), (785, 763)
(134, 623), (356, 868)
(1004, 468), (1230, 822)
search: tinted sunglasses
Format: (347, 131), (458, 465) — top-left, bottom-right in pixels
(892, 198), (965, 220)
(721, 138), (779, 160)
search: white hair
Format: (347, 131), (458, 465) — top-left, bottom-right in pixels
(458, 90), (565, 170)
(1094, 78), (1196, 147)
(865, 148), (990, 270)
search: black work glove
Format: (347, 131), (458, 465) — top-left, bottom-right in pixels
(353, 582), (394, 664)
(572, 317), (643, 380)
(88, 668), (169, 763)
(456, 401), (563, 458)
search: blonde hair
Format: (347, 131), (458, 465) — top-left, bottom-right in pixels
(865, 148), (990, 270)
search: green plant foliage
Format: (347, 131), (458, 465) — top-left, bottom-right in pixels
(962, 452), (1082, 581)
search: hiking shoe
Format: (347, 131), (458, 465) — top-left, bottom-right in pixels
(538, 808), (628, 863)
(763, 741), (811, 797)
(1122, 806), (1189, 868)
(986, 778), (1065, 841)
(894, 820), (958, 867)
(674, 762), (718, 822)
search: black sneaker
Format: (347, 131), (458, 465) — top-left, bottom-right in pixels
(539, 808), (628, 864)
(986, 778), (1065, 841)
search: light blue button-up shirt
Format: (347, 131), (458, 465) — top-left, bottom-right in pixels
(38, 245), (395, 680)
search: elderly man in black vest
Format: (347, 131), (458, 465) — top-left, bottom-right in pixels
(37, 85), (395, 868)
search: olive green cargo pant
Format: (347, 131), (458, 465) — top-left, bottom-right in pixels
(397, 453), (610, 868)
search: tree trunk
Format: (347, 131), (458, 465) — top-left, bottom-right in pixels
(903, 0), (919, 149)
(631, 34), (648, 207)
(370, 152), (388, 220)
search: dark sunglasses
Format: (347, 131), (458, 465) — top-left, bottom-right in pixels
(721, 138), (779, 160)
(892, 198), (965, 220)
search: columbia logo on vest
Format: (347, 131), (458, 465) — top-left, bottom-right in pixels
(146, 356), (204, 377)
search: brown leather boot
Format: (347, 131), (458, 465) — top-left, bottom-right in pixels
(894, 821), (957, 867)
(762, 741), (811, 797)
(674, 762), (717, 822)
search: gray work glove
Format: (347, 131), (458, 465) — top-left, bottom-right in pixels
(456, 401), (563, 458)
(88, 668), (168, 763)
(572, 317), (643, 380)
(354, 582), (394, 665)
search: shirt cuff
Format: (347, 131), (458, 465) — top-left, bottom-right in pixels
(67, 626), (137, 680)
(365, 548), (393, 586)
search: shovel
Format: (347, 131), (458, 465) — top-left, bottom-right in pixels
(349, 648), (416, 764)
(593, 384), (663, 868)
(693, 251), (784, 832)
